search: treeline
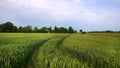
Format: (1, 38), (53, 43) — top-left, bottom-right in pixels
(0, 22), (77, 33)
(88, 30), (120, 33)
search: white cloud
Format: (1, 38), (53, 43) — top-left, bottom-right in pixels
(0, 0), (120, 30)
(114, 0), (120, 3)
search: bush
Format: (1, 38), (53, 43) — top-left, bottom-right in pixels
(81, 32), (86, 34)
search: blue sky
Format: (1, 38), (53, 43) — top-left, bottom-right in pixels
(0, 0), (120, 31)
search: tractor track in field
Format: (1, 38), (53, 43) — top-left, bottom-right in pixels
(57, 35), (71, 49)
(24, 38), (53, 68)
(59, 37), (85, 65)
(27, 35), (71, 68)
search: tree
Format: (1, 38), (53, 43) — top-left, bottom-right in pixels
(54, 26), (58, 33)
(81, 32), (86, 34)
(2, 22), (17, 32)
(0, 24), (3, 32)
(18, 26), (23, 32)
(39, 27), (48, 33)
(47, 26), (52, 33)
(12, 26), (17, 32)
(0, 22), (81, 33)
(58, 27), (68, 33)
(106, 30), (113, 33)
(79, 29), (86, 34)
(24, 26), (32, 33)
(80, 29), (83, 33)
(33, 26), (39, 33)
(68, 26), (74, 33)
(53, 26), (68, 33)
(20, 26), (32, 33)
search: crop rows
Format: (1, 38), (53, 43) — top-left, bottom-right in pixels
(0, 33), (120, 68)
(28, 35), (89, 68)
(0, 33), (54, 68)
(62, 34), (120, 68)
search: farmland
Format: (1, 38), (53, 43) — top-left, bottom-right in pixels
(0, 33), (120, 68)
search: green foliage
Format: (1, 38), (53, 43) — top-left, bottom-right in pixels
(57, 27), (68, 33)
(0, 24), (3, 32)
(54, 26), (58, 33)
(81, 32), (86, 34)
(68, 26), (74, 33)
(39, 27), (48, 33)
(21, 26), (32, 33)
(0, 22), (79, 33)
(47, 26), (52, 33)
(33, 26), (39, 33)
(53, 26), (68, 33)
(80, 29), (83, 33)
(0, 22), (17, 32)
(54, 26), (75, 33)
(18, 26), (22, 32)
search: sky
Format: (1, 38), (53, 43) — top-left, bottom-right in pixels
(0, 0), (120, 31)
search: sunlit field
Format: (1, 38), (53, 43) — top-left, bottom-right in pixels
(0, 33), (120, 68)
(88, 33), (120, 37)
(62, 33), (120, 68)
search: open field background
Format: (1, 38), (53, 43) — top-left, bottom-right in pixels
(0, 33), (120, 68)
(88, 33), (120, 37)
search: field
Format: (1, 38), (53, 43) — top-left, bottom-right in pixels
(0, 33), (120, 68)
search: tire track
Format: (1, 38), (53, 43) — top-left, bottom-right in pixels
(59, 35), (83, 63)
(56, 35), (71, 49)
(27, 35), (71, 68)
(24, 38), (52, 68)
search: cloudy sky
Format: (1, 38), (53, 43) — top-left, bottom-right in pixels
(0, 0), (120, 31)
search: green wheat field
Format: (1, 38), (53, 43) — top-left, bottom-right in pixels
(0, 33), (120, 68)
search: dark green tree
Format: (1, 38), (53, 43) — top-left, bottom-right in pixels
(80, 29), (83, 33)
(39, 27), (48, 33)
(57, 27), (68, 33)
(33, 26), (39, 33)
(0, 24), (3, 32)
(68, 26), (74, 33)
(54, 26), (58, 33)
(18, 26), (23, 32)
(12, 26), (17, 32)
(106, 30), (113, 33)
(47, 26), (52, 33)
(2, 22), (17, 32)
(21, 26), (32, 33)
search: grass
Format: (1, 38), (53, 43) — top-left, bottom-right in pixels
(0, 33), (55, 68)
(0, 33), (120, 68)
(88, 33), (120, 37)
(62, 34), (120, 68)
(27, 35), (88, 68)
